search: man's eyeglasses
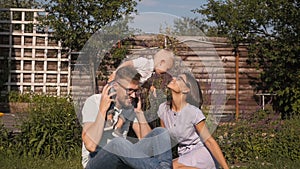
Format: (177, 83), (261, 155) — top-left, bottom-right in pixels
(116, 81), (140, 95)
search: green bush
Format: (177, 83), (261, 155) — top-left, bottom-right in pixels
(12, 94), (82, 159)
(214, 110), (300, 165)
(0, 121), (17, 156)
(0, 123), (9, 152)
(8, 90), (33, 102)
(273, 87), (300, 119)
(269, 115), (300, 161)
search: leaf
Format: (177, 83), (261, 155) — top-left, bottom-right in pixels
(36, 131), (48, 155)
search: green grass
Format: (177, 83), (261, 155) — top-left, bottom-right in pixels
(0, 152), (82, 169)
(1, 152), (299, 169)
(230, 159), (300, 169)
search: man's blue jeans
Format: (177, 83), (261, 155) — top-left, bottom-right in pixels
(85, 127), (173, 169)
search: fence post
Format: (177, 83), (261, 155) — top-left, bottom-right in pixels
(235, 48), (240, 120)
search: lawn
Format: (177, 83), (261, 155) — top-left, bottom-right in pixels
(0, 152), (82, 169)
(1, 151), (299, 169)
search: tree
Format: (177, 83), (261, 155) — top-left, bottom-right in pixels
(40, 0), (140, 51)
(194, 0), (300, 118)
(0, 0), (40, 8)
(171, 17), (209, 36)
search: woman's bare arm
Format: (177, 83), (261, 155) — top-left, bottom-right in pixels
(195, 121), (229, 169)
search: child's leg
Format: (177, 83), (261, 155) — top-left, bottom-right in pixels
(107, 113), (113, 120)
(106, 106), (115, 122)
(104, 110), (115, 131)
(113, 114), (126, 137)
(115, 115), (124, 129)
(113, 110), (135, 138)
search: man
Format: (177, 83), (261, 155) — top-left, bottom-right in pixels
(81, 66), (172, 169)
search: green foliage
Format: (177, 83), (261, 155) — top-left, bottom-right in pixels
(0, 122), (17, 156)
(0, 123), (10, 153)
(0, 0), (40, 8)
(214, 111), (300, 165)
(8, 91), (32, 102)
(167, 17), (209, 36)
(195, 0), (300, 118)
(40, 0), (140, 51)
(274, 87), (300, 119)
(11, 94), (82, 159)
(271, 116), (300, 161)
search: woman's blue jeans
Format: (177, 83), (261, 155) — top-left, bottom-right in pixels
(85, 127), (172, 169)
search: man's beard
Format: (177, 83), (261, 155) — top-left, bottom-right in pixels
(118, 96), (134, 109)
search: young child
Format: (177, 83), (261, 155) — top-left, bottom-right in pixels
(105, 49), (175, 137)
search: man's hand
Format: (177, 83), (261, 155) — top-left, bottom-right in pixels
(99, 84), (115, 116)
(134, 96), (143, 114)
(108, 71), (116, 83)
(132, 96), (152, 139)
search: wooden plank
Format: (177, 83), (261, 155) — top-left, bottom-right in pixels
(9, 70), (68, 74)
(5, 82), (68, 86)
(0, 31), (54, 37)
(56, 41), (61, 95)
(0, 44), (63, 49)
(0, 8), (45, 12)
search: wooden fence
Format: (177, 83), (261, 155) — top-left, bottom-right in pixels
(0, 8), (264, 121)
(109, 35), (261, 120)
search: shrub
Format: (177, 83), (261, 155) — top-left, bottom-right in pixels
(0, 123), (9, 152)
(273, 87), (300, 119)
(8, 90), (33, 102)
(269, 115), (300, 161)
(13, 94), (82, 159)
(0, 121), (17, 156)
(214, 110), (300, 165)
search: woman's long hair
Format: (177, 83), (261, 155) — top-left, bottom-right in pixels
(184, 72), (203, 109)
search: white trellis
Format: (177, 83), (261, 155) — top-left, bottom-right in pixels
(0, 8), (71, 96)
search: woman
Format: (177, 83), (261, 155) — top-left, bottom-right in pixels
(157, 72), (229, 169)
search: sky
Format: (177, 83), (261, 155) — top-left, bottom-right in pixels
(126, 0), (209, 34)
(135, 0), (208, 18)
(36, 0), (210, 34)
